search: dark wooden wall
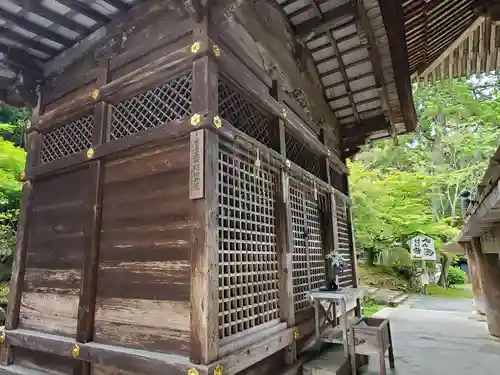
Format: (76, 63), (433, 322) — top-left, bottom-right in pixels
(20, 168), (91, 337)
(94, 138), (192, 356)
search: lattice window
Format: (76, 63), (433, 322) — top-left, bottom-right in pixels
(289, 179), (326, 313)
(217, 143), (279, 339)
(218, 78), (271, 146)
(330, 167), (346, 193)
(286, 132), (323, 178)
(336, 199), (354, 287)
(40, 115), (93, 164)
(110, 73), (192, 140)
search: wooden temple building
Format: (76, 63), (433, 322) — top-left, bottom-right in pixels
(0, 0), (496, 375)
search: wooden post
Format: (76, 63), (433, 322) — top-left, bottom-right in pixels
(190, 15), (219, 364)
(1, 88), (42, 366)
(270, 80), (296, 365)
(74, 60), (110, 375)
(471, 237), (500, 337)
(464, 242), (485, 314)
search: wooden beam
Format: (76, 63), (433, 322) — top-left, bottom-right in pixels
(73, 61), (109, 375)
(270, 80), (296, 365)
(190, 14), (219, 364)
(379, 0), (418, 132)
(0, 9), (73, 46)
(9, 0), (91, 35)
(4, 329), (207, 375)
(0, 90), (41, 365)
(43, 0), (175, 77)
(354, 0), (396, 138)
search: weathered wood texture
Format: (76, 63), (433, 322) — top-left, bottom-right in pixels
(471, 237), (500, 337)
(14, 347), (76, 375)
(465, 243), (485, 315)
(20, 168), (91, 337)
(94, 138), (192, 356)
(43, 3), (195, 106)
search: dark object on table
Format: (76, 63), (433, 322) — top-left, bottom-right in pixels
(321, 277), (339, 291)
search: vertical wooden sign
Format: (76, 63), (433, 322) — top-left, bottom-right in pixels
(190, 129), (205, 199)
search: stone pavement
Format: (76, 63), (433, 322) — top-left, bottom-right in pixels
(362, 297), (500, 375)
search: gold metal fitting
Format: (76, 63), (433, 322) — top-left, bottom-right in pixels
(285, 159), (291, 168)
(26, 120), (31, 129)
(72, 344), (80, 358)
(213, 365), (224, 375)
(90, 89), (100, 100)
(190, 113), (201, 126)
(213, 44), (221, 57)
(86, 148), (95, 159)
(191, 41), (201, 54)
(19, 171), (26, 182)
(0, 332), (5, 344)
(281, 108), (287, 118)
(327, 149), (332, 156)
(293, 328), (300, 340)
(213, 116), (222, 129)
(187, 369), (199, 375)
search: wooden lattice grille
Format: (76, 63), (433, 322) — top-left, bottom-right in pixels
(289, 179), (326, 313)
(217, 142), (280, 339)
(218, 78), (272, 146)
(286, 132), (323, 178)
(336, 198), (354, 287)
(110, 72), (192, 140)
(40, 114), (93, 164)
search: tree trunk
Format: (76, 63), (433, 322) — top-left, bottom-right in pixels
(465, 243), (485, 315)
(365, 249), (375, 266)
(472, 238), (500, 337)
(438, 252), (449, 287)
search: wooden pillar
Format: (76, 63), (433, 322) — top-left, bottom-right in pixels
(270, 80), (296, 365)
(73, 59), (110, 375)
(1, 88), (42, 366)
(189, 14), (219, 364)
(471, 237), (500, 337)
(465, 242), (485, 315)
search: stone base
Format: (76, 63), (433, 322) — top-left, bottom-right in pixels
(303, 345), (368, 375)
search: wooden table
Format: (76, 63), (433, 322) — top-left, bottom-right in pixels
(309, 288), (363, 375)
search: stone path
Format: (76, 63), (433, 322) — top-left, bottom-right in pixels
(362, 297), (500, 375)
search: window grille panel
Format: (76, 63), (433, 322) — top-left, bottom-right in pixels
(290, 179), (326, 313)
(286, 132), (323, 178)
(336, 199), (354, 287)
(217, 143), (279, 339)
(110, 73), (192, 140)
(218, 78), (271, 146)
(40, 115), (93, 164)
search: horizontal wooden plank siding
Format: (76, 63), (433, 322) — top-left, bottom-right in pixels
(95, 138), (191, 356)
(20, 167), (91, 337)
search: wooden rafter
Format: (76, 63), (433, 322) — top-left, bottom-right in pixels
(105, 0), (132, 12)
(0, 8), (73, 46)
(327, 30), (361, 124)
(0, 43), (43, 75)
(0, 26), (57, 56)
(354, 0), (397, 139)
(295, 2), (356, 36)
(9, 0), (91, 35)
(56, 0), (111, 24)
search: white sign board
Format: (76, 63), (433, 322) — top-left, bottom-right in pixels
(410, 235), (436, 261)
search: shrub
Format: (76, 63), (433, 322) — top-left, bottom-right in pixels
(447, 266), (466, 286)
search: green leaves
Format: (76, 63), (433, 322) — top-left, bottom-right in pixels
(350, 77), (500, 256)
